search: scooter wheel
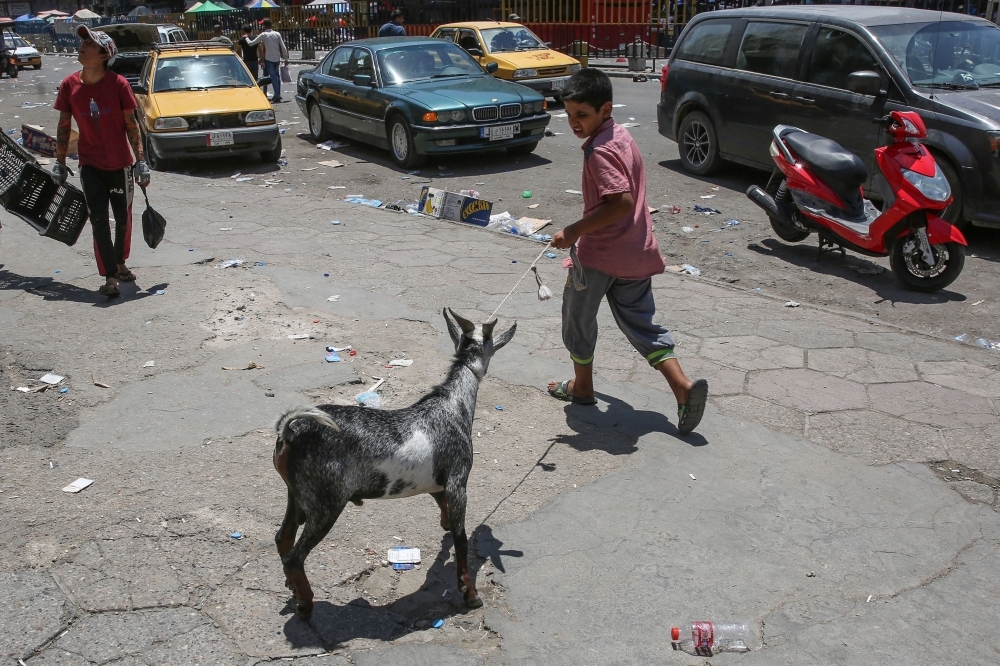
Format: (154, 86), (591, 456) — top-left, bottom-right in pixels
(769, 212), (810, 242)
(889, 237), (964, 292)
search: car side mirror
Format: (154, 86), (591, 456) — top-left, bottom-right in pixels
(486, 61), (499, 73)
(257, 75), (272, 88)
(352, 73), (372, 87)
(847, 70), (883, 97)
(466, 47), (483, 57)
(545, 41), (552, 47)
(131, 83), (148, 96)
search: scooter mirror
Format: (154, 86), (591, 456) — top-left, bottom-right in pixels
(847, 70), (882, 97)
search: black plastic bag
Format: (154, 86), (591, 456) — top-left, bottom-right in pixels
(140, 185), (166, 249)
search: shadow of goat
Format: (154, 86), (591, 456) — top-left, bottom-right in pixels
(272, 308), (516, 620)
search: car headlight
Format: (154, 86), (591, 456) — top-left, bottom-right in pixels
(152, 116), (188, 130)
(525, 101), (542, 113)
(245, 109), (275, 124)
(568, 64), (581, 73)
(901, 164), (951, 202)
(447, 109), (466, 122)
(988, 130), (1000, 158)
(513, 69), (538, 78)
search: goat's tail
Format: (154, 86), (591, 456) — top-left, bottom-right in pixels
(275, 406), (339, 443)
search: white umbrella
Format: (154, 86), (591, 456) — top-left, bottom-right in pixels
(72, 9), (101, 19)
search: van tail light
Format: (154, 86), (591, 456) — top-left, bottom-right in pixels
(660, 63), (669, 93)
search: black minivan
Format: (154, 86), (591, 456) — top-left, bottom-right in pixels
(657, 6), (1000, 229)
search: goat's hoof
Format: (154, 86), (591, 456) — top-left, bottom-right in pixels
(464, 592), (483, 609)
(297, 602), (314, 621)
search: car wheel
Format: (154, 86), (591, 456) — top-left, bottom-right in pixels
(932, 154), (967, 231)
(32, 64), (41, 70)
(308, 100), (328, 142)
(508, 141), (539, 156)
(145, 135), (167, 172)
(260, 135), (282, 162)
(677, 110), (720, 176)
(388, 115), (424, 169)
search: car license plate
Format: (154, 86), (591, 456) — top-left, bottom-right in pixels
(207, 131), (234, 147)
(551, 78), (566, 91)
(480, 123), (519, 141)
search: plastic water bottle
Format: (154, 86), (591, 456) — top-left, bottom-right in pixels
(671, 621), (755, 656)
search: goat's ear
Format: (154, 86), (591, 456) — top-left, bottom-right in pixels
(482, 318), (497, 340)
(448, 308), (476, 334)
(443, 308), (462, 346)
(492, 321), (517, 351)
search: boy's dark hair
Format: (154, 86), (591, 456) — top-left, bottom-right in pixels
(561, 68), (613, 111)
(391, 9), (403, 21)
(242, 24), (252, 34)
(262, 18), (272, 28)
(213, 23), (222, 31)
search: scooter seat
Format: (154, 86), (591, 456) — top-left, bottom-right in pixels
(784, 131), (867, 217)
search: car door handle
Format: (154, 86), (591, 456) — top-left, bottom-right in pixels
(769, 91), (789, 99)
(795, 96), (815, 105)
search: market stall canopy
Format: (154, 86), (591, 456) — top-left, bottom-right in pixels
(38, 9), (69, 16)
(14, 14), (39, 21)
(186, 1), (235, 12)
(0, 17), (13, 23)
(127, 6), (153, 16)
(72, 8), (101, 19)
(305, 0), (351, 6)
(246, 0), (280, 8)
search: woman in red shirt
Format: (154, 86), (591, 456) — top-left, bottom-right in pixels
(52, 26), (150, 298)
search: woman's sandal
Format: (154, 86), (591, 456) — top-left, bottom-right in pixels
(677, 378), (709, 435)
(548, 379), (598, 406)
(117, 268), (136, 282)
(98, 282), (120, 298)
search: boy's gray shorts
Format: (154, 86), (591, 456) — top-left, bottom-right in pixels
(562, 265), (675, 367)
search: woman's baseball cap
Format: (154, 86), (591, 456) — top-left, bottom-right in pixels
(76, 25), (118, 66)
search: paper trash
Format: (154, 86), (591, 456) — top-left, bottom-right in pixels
(62, 478), (94, 493)
(388, 359), (413, 367)
(388, 546), (421, 563)
(418, 186), (493, 227)
(40, 374), (64, 385)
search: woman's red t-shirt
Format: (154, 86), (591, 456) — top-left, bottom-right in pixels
(54, 70), (137, 171)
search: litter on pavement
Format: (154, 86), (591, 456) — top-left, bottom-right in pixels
(681, 264), (701, 276)
(682, 226), (694, 233)
(785, 301), (801, 308)
(217, 257), (246, 268)
(327, 295), (341, 301)
(288, 334), (311, 340)
(62, 478), (94, 493)
(693, 204), (722, 214)
(388, 359), (413, 366)
(40, 373), (64, 385)
(317, 140), (348, 150)
(432, 619), (445, 629)
(326, 352), (341, 362)
(230, 532), (243, 539)
(327, 345), (351, 352)
(621, 122), (640, 128)
(143, 361), (155, 368)
(345, 197), (383, 208)
(357, 391), (382, 408)
(317, 160), (343, 168)
(388, 546), (421, 564)
(565, 189), (583, 195)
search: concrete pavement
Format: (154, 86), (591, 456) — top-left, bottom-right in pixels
(1, 168), (999, 663)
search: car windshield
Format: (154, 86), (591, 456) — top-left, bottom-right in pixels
(378, 43), (483, 84)
(153, 54), (254, 92)
(480, 27), (546, 53)
(7, 35), (28, 48)
(871, 21), (1000, 89)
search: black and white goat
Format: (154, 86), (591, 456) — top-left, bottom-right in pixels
(272, 308), (516, 619)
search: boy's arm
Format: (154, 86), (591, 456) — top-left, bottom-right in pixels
(55, 111), (73, 164)
(550, 192), (634, 249)
(123, 108), (143, 162)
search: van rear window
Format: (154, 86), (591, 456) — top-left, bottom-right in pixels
(675, 20), (734, 66)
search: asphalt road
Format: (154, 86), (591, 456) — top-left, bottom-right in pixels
(6, 58), (1000, 343)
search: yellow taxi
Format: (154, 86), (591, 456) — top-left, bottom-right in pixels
(430, 22), (580, 99)
(131, 42), (280, 170)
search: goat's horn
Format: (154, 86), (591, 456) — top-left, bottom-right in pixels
(482, 318), (498, 339)
(448, 308), (476, 334)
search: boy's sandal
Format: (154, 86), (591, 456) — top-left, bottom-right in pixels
(676, 378), (709, 435)
(117, 268), (136, 282)
(548, 379), (598, 406)
(98, 282), (121, 298)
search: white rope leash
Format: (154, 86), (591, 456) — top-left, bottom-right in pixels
(488, 244), (553, 321)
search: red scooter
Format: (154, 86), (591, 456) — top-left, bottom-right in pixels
(746, 110), (966, 292)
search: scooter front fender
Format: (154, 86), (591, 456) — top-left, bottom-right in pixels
(926, 215), (967, 246)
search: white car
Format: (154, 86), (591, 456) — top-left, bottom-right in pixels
(6, 33), (41, 70)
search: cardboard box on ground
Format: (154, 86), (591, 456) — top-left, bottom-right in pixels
(21, 124), (78, 158)
(419, 186), (493, 226)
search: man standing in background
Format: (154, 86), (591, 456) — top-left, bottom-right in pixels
(245, 19), (288, 103)
(377, 10), (405, 37)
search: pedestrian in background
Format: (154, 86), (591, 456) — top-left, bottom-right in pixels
(245, 18), (288, 103)
(237, 24), (263, 80)
(211, 23), (233, 49)
(52, 26), (150, 299)
(547, 68), (708, 434)
(377, 9), (405, 37)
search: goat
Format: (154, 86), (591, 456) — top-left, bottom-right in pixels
(272, 308), (516, 620)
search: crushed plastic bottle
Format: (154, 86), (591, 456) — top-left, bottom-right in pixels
(356, 391), (382, 408)
(671, 621), (755, 656)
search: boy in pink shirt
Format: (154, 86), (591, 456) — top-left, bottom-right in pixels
(548, 69), (707, 435)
